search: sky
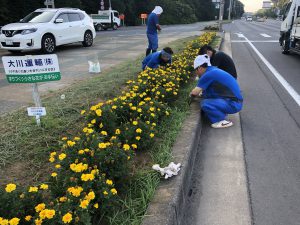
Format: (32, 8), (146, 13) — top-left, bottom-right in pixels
(240, 0), (264, 12)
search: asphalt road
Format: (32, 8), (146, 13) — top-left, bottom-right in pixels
(0, 21), (215, 115)
(226, 20), (300, 225)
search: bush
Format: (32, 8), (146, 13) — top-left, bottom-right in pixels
(0, 32), (216, 225)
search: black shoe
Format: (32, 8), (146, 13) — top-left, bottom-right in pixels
(146, 48), (151, 56)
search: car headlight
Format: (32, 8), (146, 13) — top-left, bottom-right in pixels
(21, 28), (37, 35)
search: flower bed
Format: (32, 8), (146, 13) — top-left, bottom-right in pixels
(0, 32), (216, 225)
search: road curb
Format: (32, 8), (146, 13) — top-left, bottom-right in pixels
(141, 102), (202, 225)
(141, 34), (223, 225)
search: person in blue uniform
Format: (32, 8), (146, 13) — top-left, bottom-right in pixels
(190, 55), (243, 128)
(146, 6), (163, 56)
(142, 47), (173, 70)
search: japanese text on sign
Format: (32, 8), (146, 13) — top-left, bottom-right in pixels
(2, 54), (61, 83)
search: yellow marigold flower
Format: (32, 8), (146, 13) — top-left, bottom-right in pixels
(115, 129), (121, 135)
(50, 152), (57, 157)
(137, 108), (142, 113)
(5, 183), (16, 193)
(132, 121), (138, 125)
(86, 191), (96, 201)
(67, 141), (75, 147)
(51, 172), (57, 177)
(101, 131), (108, 136)
(62, 137), (67, 141)
(95, 109), (102, 116)
(91, 119), (96, 124)
(45, 209), (55, 219)
(150, 133), (155, 138)
(90, 106), (97, 111)
(80, 110), (86, 115)
(103, 191), (108, 195)
(131, 106), (137, 111)
(136, 136), (141, 141)
(40, 184), (48, 190)
(111, 188), (118, 195)
(99, 123), (104, 128)
(112, 105), (117, 109)
(70, 163), (88, 173)
(94, 203), (99, 209)
(131, 144), (138, 149)
(49, 157), (55, 163)
(8, 218), (20, 225)
(55, 164), (61, 169)
(78, 150), (85, 155)
(35, 203), (46, 212)
(35, 218), (42, 225)
(58, 153), (67, 161)
(62, 213), (72, 224)
(106, 179), (113, 186)
(128, 156), (131, 160)
(81, 173), (95, 182)
(74, 137), (80, 141)
(67, 187), (83, 197)
(19, 193), (25, 199)
(146, 121), (150, 124)
(123, 144), (130, 151)
(166, 111), (170, 116)
(150, 107), (155, 112)
(151, 113), (155, 117)
(25, 216), (32, 221)
(79, 199), (89, 209)
(29, 187), (38, 193)
(59, 196), (67, 202)
(136, 128), (142, 133)
(152, 123), (156, 126)
(98, 143), (107, 149)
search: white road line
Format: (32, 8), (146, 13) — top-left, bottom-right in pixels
(232, 40), (278, 43)
(260, 33), (272, 38)
(237, 33), (300, 107)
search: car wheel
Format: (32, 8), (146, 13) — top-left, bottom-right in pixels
(95, 24), (102, 31)
(113, 23), (118, 30)
(42, 34), (55, 54)
(281, 38), (290, 54)
(82, 30), (93, 47)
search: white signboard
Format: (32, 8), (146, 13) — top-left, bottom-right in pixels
(2, 54), (61, 83)
(27, 107), (47, 117)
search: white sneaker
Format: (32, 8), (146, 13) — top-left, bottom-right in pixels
(211, 120), (233, 129)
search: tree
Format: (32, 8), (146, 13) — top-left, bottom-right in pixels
(0, 0), (9, 25)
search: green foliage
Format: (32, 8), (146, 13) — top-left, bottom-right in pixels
(0, 0), (245, 26)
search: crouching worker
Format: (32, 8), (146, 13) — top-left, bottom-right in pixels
(142, 47), (173, 70)
(190, 55), (243, 128)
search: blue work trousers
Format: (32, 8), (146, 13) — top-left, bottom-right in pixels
(147, 34), (158, 51)
(201, 98), (243, 123)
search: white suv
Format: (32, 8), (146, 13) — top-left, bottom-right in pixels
(0, 8), (96, 53)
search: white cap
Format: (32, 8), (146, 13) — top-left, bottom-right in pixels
(152, 6), (163, 15)
(193, 54), (211, 69)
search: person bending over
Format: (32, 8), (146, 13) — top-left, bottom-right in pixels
(142, 47), (173, 70)
(190, 55), (243, 128)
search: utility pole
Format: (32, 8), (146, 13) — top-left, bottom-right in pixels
(228, 0), (233, 20)
(219, 0), (225, 31)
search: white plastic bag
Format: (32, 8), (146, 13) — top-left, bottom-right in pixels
(88, 61), (101, 73)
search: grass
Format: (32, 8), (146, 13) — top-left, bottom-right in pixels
(107, 82), (195, 225)
(0, 35), (198, 187)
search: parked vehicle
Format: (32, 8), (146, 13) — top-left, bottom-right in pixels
(0, 8), (96, 54)
(246, 16), (253, 21)
(280, 0), (300, 54)
(91, 10), (120, 31)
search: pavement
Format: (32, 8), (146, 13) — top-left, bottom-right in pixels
(183, 19), (300, 225)
(0, 21), (216, 115)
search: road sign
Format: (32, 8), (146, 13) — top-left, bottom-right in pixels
(140, 14), (148, 19)
(119, 14), (125, 20)
(2, 54), (61, 83)
(27, 107), (46, 116)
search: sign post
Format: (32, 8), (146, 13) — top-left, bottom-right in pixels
(140, 14), (148, 25)
(2, 54), (61, 126)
